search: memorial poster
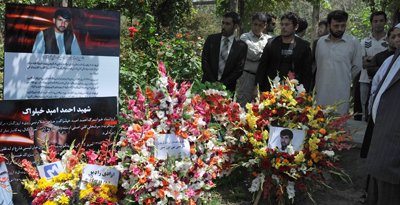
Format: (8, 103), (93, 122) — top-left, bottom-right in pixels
(3, 4), (120, 100)
(268, 126), (306, 152)
(0, 97), (118, 204)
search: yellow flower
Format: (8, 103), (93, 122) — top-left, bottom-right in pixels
(59, 195), (69, 205)
(38, 177), (50, 190)
(258, 148), (267, 157)
(21, 179), (37, 194)
(308, 120), (319, 128)
(247, 132), (253, 137)
(294, 151), (306, 164)
(43, 201), (57, 205)
(307, 159), (313, 166)
(262, 130), (269, 140)
(247, 113), (258, 129)
(245, 103), (253, 112)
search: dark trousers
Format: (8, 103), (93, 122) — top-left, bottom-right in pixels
(353, 73), (362, 121)
(367, 176), (400, 205)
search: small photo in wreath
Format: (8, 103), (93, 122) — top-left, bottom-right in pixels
(268, 126), (306, 152)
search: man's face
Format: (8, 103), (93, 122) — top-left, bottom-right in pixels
(251, 19), (266, 37)
(318, 24), (328, 37)
(221, 17), (237, 37)
(281, 135), (291, 149)
(29, 121), (69, 149)
(53, 16), (70, 33)
(329, 19), (346, 39)
(280, 18), (298, 37)
(267, 18), (276, 32)
(389, 28), (400, 49)
(371, 15), (386, 33)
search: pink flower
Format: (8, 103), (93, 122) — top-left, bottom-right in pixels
(158, 62), (166, 77)
(194, 171), (201, 178)
(186, 188), (196, 198)
(131, 166), (142, 175)
(65, 189), (74, 197)
(159, 41), (164, 45)
(155, 33), (159, 36)
(198, 37), (201, 40)
(86, 150), (98, 164)
(107, 154), (118, 166)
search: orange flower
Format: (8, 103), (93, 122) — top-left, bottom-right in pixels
(272, 109), (277, 114)
(162, 180), (169, 186)
(319, 128), (326, 135)
(144, 131), (154, 141)
(175, 200), (181, 205)
(146, 88), (159, 104)
(307, 159), (313, 166)
(139, 177), (147, 184)
(202, 130), (210, 140)
(133, 124), (142, 133)
(148, 156), (156, 164)
(143, 197), (155, 205)
(252, 172), (258, 177)
(300, 92), (306, 97)
(144, 168), (151, 176)
(271, 98), (276, 104)
(283, 159), (289, 164)
(275, 158), (281, 163)
(121, 139), (129, 147)
(197, 158), (204, 168)
(310, 153), (317, 159)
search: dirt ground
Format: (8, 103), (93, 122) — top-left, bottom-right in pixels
(215, 144), (368, 205)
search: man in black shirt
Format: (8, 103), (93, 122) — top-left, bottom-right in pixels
(256, 12), (312, 93)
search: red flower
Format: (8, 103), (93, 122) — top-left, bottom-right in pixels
(129, 33), (134, 37)
(299, 112), (308, 123)
(317, 138), (325, 148)
(129, 27), (135, 32)
(254, 131), (263, 141)
(295, 182), (307, 193)
(307, 129), (316, 136)
(135, 22), (138, 25)
(252, 105), (259, 113)
(316, 110), (324, 118)
(262, 108), (272, 118)
(141, 1), (145, 3)
(276, 108), (286, 117)
(295, 97), (305, 104)
(261, 159), (272, 170)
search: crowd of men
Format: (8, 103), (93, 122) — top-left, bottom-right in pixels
(201, 10), (400, 205)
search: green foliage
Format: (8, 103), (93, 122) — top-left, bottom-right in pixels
(182, 9), (221, 41)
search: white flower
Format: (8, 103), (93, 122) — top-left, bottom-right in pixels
(296, 84), (305, 97)
(287, 145), (295, 155)
(40, 153), (49, 165)
(121, 178), (130, 189)
(287, 181), (296, 199)
(272, 174), (280, 183)
(322, 150), (335, 157)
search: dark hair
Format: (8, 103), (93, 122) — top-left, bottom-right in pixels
(387, 26), (395, 38)
(327, 10), (348, 24)
(370, 11), (387, 23)
(252, 12), (267, 23)
(223, 11), (240, 25)
(281, 11), (300, 27)
(280, 129), (293, 139)
(318, 19), (328, 27)
(54, 9), (71, 20)
(265, 12), (276, 24)
(296, 18), (308, 33)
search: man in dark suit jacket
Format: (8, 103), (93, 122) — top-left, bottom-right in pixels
(361, 45), (400, 204)
(256, 12), (312, 93)
(201, 11), (248, 93)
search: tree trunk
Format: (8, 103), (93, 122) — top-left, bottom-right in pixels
(239, 0), (244, 35)
(391, 8), (400, 27)
(310, 1), (320, 49)
(62, 0), (68, 7)
(230, 0), (238, 13)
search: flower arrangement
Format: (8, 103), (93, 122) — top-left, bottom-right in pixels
(80, 183), (118, 205)
(12, 144), (85, 205)
(226, 74), (354, 204)
(115, 63), (235, 204)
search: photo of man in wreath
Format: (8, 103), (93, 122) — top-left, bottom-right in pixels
(268, 126), (305, 152)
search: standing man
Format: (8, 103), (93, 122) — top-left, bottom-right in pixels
(359, 11), (388, 121)
(360, 45), (400, 205)
(256, 12), (312, 93)
(295, 18), (308, 39)
(33, 9), (82, 55)
(263, 12), (277, 37)
(317, 19), (329, 37)
(201, 11), (248, 93)
(314, 10), (362, 115)
(237, 12), (271, 107)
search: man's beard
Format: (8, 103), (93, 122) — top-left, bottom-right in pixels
(329, 27), (344, 38)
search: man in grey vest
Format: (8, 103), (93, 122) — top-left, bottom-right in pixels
(32, 9), (82, 55)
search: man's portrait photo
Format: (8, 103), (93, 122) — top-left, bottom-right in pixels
(32, 8), (82, 55)
(268, 126), (305, 152)
(4, 4), (120, 56)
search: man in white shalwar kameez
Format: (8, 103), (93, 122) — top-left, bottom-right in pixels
(315, 10), (362, 114)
